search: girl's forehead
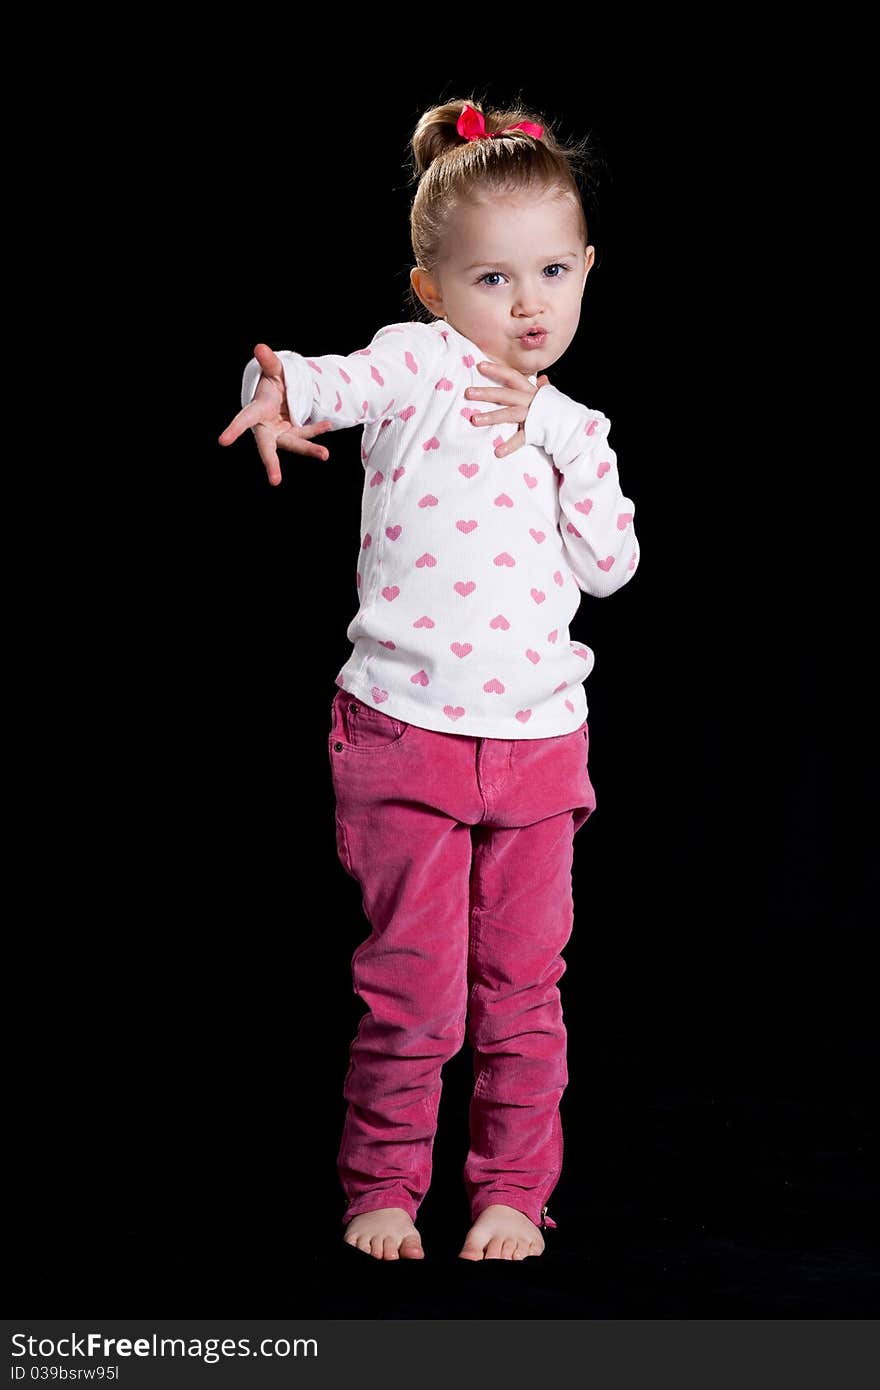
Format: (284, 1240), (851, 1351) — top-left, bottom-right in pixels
(454, 190), (581, 233)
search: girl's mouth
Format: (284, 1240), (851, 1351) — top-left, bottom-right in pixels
(519, 329), (547, 348)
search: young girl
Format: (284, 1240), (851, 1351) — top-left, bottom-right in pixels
(218, 97), (639, 1263)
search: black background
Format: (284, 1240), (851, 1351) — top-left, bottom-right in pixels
(10, 45), (875, 1318)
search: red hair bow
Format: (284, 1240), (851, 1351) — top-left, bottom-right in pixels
(456, 103), (543, 142)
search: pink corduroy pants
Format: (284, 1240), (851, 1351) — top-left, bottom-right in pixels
(327, 686), (597, 1233)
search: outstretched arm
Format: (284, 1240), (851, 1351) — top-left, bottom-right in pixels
(523, 383), (640, 597)
(241, 320), (447, 436)
(220, 321), (448, 485)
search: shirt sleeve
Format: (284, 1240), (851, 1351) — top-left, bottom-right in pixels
(239, 320), (447, 432)
(523, 382), (640, 597)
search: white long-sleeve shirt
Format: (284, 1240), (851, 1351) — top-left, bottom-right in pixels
(240, 317), (639, 737)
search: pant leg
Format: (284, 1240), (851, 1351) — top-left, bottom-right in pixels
(463, 723), (597, 1230)
(328, 691), (482, 1226)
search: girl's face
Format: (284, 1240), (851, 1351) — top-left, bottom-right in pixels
(411, 190), (594, 373)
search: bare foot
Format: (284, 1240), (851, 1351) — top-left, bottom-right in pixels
(343, 1206), (425, 1260)
(458, 1203), (545, 1261)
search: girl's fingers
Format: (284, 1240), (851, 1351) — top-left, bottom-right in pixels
(256, 433), (282, 486)
(218, 398), (266, 447)
(253, 342), (286, 381)
(494, 427), (525, 457)
(277, 425), (331, 460)
(470, 408), (521, 428)
(466, 386), (525, 408)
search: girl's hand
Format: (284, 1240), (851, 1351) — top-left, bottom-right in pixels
(217, 342), (334, 487)
(464, 361), (550, 457)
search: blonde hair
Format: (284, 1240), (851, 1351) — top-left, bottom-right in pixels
(404, 89), (602, 321)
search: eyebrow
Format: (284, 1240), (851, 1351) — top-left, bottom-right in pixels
(464, 251), (579, 271)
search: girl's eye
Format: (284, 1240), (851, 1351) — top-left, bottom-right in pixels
(476, 264), (572, 286)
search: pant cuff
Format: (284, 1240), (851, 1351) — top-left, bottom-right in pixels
(341, 1192), (420, 1226)
(469, 1192), (557, 1230)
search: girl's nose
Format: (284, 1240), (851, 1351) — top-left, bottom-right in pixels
(513, 295), (544, 317)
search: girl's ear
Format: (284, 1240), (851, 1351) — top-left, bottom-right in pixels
(410, 265), (445, 317)
(583, 246), (595, 287)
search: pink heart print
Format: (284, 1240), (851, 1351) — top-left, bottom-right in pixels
(597, 556), (615, 572)
(523, 473), (537, 489)
(413, 615), (435, 628)
(530, 588), (546, 604)
(371, 686), (389, 703)
(404, 351), (419, 374)
(456, 519), (478, 533)
(617, 512), (633, 529)
(553, 572), (564, 586)
(459, 463), (479, 478)
(597, 461), (611, 478)
(462, 355), (475, 367)
(564, 699), (575, 713)
(529, 529), (546, 543)
(393, 466), (405, 482)
(435, 377), (454, 391)
(483, 678), (505, 694)
(584, 418), (600, 436)
(566, 523), (583, 538)
(553, 681), (567, 693)
(548, 629), (558, 643)
(382, 585), (400, 601)
(515, 709), (532, 724)
(362, 533), (372, 549)
(410, 669), (429, 685)
(450, 642), (473, 658)
(575, 499), (593, 515)
(370, 471), (384, 487)
(418, 494), (438, 507)
(422, 436), (440, 451)
(397, 405), (416, 422)
(416, 553), (437, 568)
(444, 705), (466, 721)
(379, 640), (396, 649)
(526, 649), (541, 664)
(494, 493), (513, 507)
(386, 525), (402, 540)
(490, 614), (510, 630)
(493, 552), (515, 567)
(454, 580), (476, 597)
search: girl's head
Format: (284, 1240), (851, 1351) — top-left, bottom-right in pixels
(406, 94), (601, 373)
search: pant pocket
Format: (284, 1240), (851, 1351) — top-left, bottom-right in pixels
(333, 692), (411, 751)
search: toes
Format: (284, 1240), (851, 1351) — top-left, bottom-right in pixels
(484, 1237), (505, 1260)
(458, 1242), (484, 1261)
(500, 1239), (517, 1260)
(399, 1234), (424, 1259)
